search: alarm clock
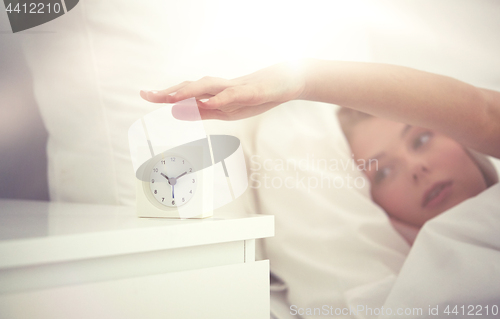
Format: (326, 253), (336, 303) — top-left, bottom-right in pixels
(147, 155), (197, 208)
(129, 98), (247, 219)
(135, 141), (214, 219)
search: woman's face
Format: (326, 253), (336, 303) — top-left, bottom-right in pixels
(349, 118), (487, 227)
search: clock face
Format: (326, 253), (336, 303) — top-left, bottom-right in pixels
(148, 155), (197, 207)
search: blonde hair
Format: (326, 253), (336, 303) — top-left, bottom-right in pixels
(336, 107), (374, 142)
(336, 107), (498, 187)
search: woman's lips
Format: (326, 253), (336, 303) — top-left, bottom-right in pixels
(422, 181), (453, 209)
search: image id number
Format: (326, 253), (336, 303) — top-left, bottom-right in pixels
(5, 2), (62, 14)
(444, 304), (499, 316)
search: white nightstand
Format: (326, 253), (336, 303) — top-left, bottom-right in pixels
(0, 199), (274, 319)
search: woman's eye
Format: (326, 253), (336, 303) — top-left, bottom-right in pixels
(413, 132), (433, 149)
(374, 167), (391, 183)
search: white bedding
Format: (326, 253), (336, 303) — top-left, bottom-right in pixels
(377, 182), (500, 319)
(340, 182), (500, 319)
(269, 183), (500, 319)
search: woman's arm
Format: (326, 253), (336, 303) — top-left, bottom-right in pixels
(300, 60), (500, 158)
(140, 59), (500, 158)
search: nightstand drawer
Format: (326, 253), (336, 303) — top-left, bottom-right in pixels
(0, 260), (270, 319)
(0, 240), (247, 294)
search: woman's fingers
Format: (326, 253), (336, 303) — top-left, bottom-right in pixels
(140, 77), (233, 104)
(160, 80), (192, 96)
(139, 90), (161, 103)
(150, 78), (278, 121)
(173, 107), (231, 121)
(140, 81), (192, 103)
(173, 76), (232, 102)
(139, 89), (180, 103)
(172, 99), (280, 121)
(171, 100), (232, 121)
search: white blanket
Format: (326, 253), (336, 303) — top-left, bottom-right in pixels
(379, 182), (500, 318)
(346, 182), (500, 319)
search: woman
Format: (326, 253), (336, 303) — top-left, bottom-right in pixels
(336, 107), (498, 243)
(140, 59), (500, 243)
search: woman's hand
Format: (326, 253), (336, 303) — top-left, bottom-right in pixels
(140, 62), (306, 120)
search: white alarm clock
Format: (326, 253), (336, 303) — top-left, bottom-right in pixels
(129, 99), (247, 219)
(135, 145), (214, 219)
(148, 155), (197, 208)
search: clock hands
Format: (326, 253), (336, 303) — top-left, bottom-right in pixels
(150, 156), (196, 210)
(175, 172), (187, 180)
(160, 173), (174, 199)
(161, 171), (188, 200)
(160, 172), (188, 185)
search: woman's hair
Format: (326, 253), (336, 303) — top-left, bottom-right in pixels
(336, 107), (374, 142)
(336, 107), (498, 187)
(466, 149), (499, 187)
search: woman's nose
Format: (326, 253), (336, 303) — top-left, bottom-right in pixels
(412, 164), (429, 182)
